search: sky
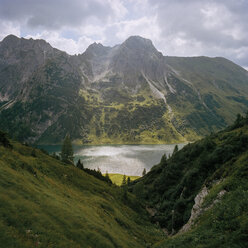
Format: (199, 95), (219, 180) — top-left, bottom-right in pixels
(0, 0), (248, 69)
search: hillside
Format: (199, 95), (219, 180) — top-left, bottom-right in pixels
(0, 133), (163, 248)
(0, 35), (248, 144)
(1, 115), (248, 247)
(131, 114), (248, 247)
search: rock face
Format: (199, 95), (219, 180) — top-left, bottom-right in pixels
(179, 186), (209, 233)
(0, 35), (248, 144)
(179, 184), (227, 234)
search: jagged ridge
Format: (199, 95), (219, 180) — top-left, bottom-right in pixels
(0, 35), (248, 144)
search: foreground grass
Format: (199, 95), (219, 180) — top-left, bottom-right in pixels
(0, 141), (163, 248)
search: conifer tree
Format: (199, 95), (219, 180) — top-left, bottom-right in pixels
(173, 144), (178, 155)
(76, 159), (84, 170)
(105, 171), (110, 180)
(160, 153), (167, 164)
(122, 175), (127, 186)
(60, 134), (74, 163)
(127, 177), (131, 186)
(142, 168), (146, 176)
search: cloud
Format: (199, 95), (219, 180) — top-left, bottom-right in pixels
(0, 0), (118, 30)
(25, 31), (99, 55)
(0, 20), (20, 40)
(148, 0), (248, 67)
(0, 0), (247, 68)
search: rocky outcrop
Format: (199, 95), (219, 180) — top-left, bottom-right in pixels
(179, 183), (226, 234)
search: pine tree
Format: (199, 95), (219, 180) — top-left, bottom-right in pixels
(142, 168), (146, 176)
(160, 153), (167, 164)
(122, 175), (127, 186)
(60, 134), (74, 163)
(97, 167), (101, 174)
(105, 171), (110, 180)
(173, 144), (178, 155)
(76, 159), (84, 170)
(0, 130), (12, 148)
(127, 177), (131, 186)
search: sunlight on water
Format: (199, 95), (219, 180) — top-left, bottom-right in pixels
(39, 144), (185, 176)
(74, 144), (185, 176)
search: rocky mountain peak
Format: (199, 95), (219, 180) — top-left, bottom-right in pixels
(85, 42), (111, 57)
(121, 36), (158, 53)
(1, 34), (20, 46)
(0, 35), (52, 51)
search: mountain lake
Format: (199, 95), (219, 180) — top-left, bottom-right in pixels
(38, 144), (185, 176)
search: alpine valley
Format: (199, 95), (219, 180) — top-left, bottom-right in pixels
(0, 34), (248, 144)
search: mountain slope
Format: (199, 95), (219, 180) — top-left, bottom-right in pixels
(0, 134), (163, 247)
(0, 35), (248, 144)
(130, 114), (248, 247)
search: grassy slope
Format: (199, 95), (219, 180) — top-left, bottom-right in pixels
(166, 56), (248, 126)
(75, 87), (185, 145)
(106, 174), (140, 186)
(130, 115), (248, 247)
(0, 140), (163, 248)
(155, 153), (248, 248)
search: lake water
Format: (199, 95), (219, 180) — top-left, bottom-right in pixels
(39, 144), (185, 176)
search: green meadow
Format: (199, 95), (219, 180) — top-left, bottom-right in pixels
(0, 139), (163, 248)
(105, 173), (140, 186)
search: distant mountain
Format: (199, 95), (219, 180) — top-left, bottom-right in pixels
(0, 34), (248, 144)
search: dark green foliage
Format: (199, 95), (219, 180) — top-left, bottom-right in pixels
(142, 168), (146, 176)
(133, 182), (145, 199)
(122, 175), (127, 186)
(31, 149), (36, 157)
(76, 159), (84, 170)
(156, 165), (248, 248)
(122, 185), (128, 201)
(0, 131), (12, 148)
(0, 135), (162, 248)
(83, 168), (112, 184)
(173, 144), (178, 154)
(60, 134), (74, 163)
(160, 153), (167, 164)
(229, 112), (248, 130)
(127, 177), (131, 186)
(39, 148), (49, 155)
(51, 152), (60, 160)
(134, 113), (248, 233)
(104, 171), (112, 185)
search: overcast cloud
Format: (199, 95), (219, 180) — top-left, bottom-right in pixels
(0, 0), (247, 69)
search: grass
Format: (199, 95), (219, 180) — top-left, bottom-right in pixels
(105, 174), (140, 186)
(132, 114), (248, 247)
(154, 153), (248, 248)
(0, 140), (163, 248)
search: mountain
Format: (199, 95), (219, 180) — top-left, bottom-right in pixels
(0, 132), (163, 247)
(130, 114), (248, 247)
(0, 34), (248, 144)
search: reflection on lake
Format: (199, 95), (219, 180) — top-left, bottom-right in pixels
(39, 144), (185, 176)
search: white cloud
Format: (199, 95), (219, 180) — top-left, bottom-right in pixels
(0, 0), (248, 68)
(0, 20), (20, 40)
(25, 31), (97, 54)
(147, 0), (248, 67)
(114, 16), (161, 43)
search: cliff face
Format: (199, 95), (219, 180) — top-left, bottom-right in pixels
(0, 35), (248, 144)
